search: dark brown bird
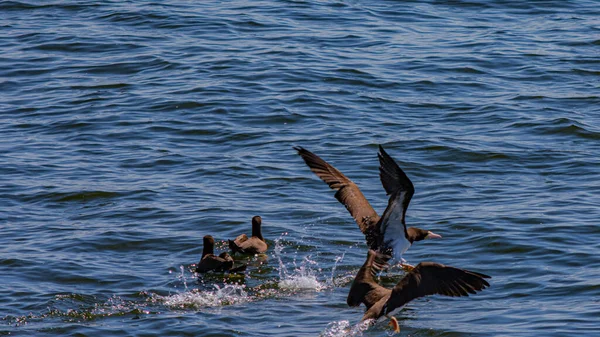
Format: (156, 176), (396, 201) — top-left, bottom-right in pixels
(295, 145), (441, 265)
(348, 250), (490, 325)
(228, 216), (268, 255)
(196, 235), (247, 273)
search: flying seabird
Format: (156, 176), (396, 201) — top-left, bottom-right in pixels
(196, 235), (247, 273)
(295, 145), (441, 265)
(348, 250), (490, 331)
(228, 215), (268, 255)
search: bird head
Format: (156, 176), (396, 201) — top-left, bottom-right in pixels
(407, 227), (442, 243)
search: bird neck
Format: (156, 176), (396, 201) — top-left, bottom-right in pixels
(252, 227), (263, 240)
(202, 245), (213, 258)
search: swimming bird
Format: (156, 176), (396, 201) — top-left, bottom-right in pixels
(347, 250), (490, 330)
(196, 235), (247, 273)
(295, 145), (441, 265)
(228, 215), (268, 255)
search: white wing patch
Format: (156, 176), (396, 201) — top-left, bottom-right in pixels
(381, 191), (411, 261)
(384, 220), (411, 261)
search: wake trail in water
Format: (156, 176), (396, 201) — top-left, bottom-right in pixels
(9, 234), (352, 329)
(154, 235), (348, 311)
(158, 284), (250, 309)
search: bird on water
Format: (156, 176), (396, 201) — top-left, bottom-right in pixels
(228, 215), (268, 255)
(196, 235), (247, 273)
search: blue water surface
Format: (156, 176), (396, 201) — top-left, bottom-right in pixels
(1, 0), (599, 336)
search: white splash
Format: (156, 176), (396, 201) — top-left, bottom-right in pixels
(327, 253), (345, 287)
(179, 265), (188, 290)
(159, 284), (249, 309)
(278, 270), (324, 291)
(319, 319), (372, 337)
(168, 264), (192, 291)
(274, 237), (326, 291)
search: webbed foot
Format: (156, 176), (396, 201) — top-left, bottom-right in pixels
(401, 263), (415, 272)
(388, 316), (400, 333)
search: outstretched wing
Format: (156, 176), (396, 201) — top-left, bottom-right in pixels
(377, 145), (415, 249)
(378, 145), (415, 199)
(295, 147), (380, 240)
(384, 262), (491, 315)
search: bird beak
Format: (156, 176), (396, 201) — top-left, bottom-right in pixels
(426, 231), (442, 239)
(388, 316), (400, 333)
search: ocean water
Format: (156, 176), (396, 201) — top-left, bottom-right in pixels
(1, 0), (599, 336)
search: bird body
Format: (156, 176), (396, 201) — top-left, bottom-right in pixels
(228, 216), (268, 255)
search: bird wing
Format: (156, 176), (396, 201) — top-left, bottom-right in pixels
(295, 147), (380, 239)
(376, 145), (415, 249)
(233, 234), (248, 244)
(378, 145), (414, 199)
(238, 237), (268, 254)
(384, 262), (491, 315)
(196, 255), (229, 273)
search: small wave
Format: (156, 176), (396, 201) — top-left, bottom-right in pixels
(510, 117), (600, 140)
(16, 189), (157, 205)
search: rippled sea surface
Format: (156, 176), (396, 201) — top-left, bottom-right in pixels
(2, 0), (599, 336)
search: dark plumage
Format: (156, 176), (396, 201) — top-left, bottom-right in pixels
(294, 146), (441, 262)
(348, 250), (490, 322)
(196, 235), (247, 273)
(228, 216), (268, 255)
